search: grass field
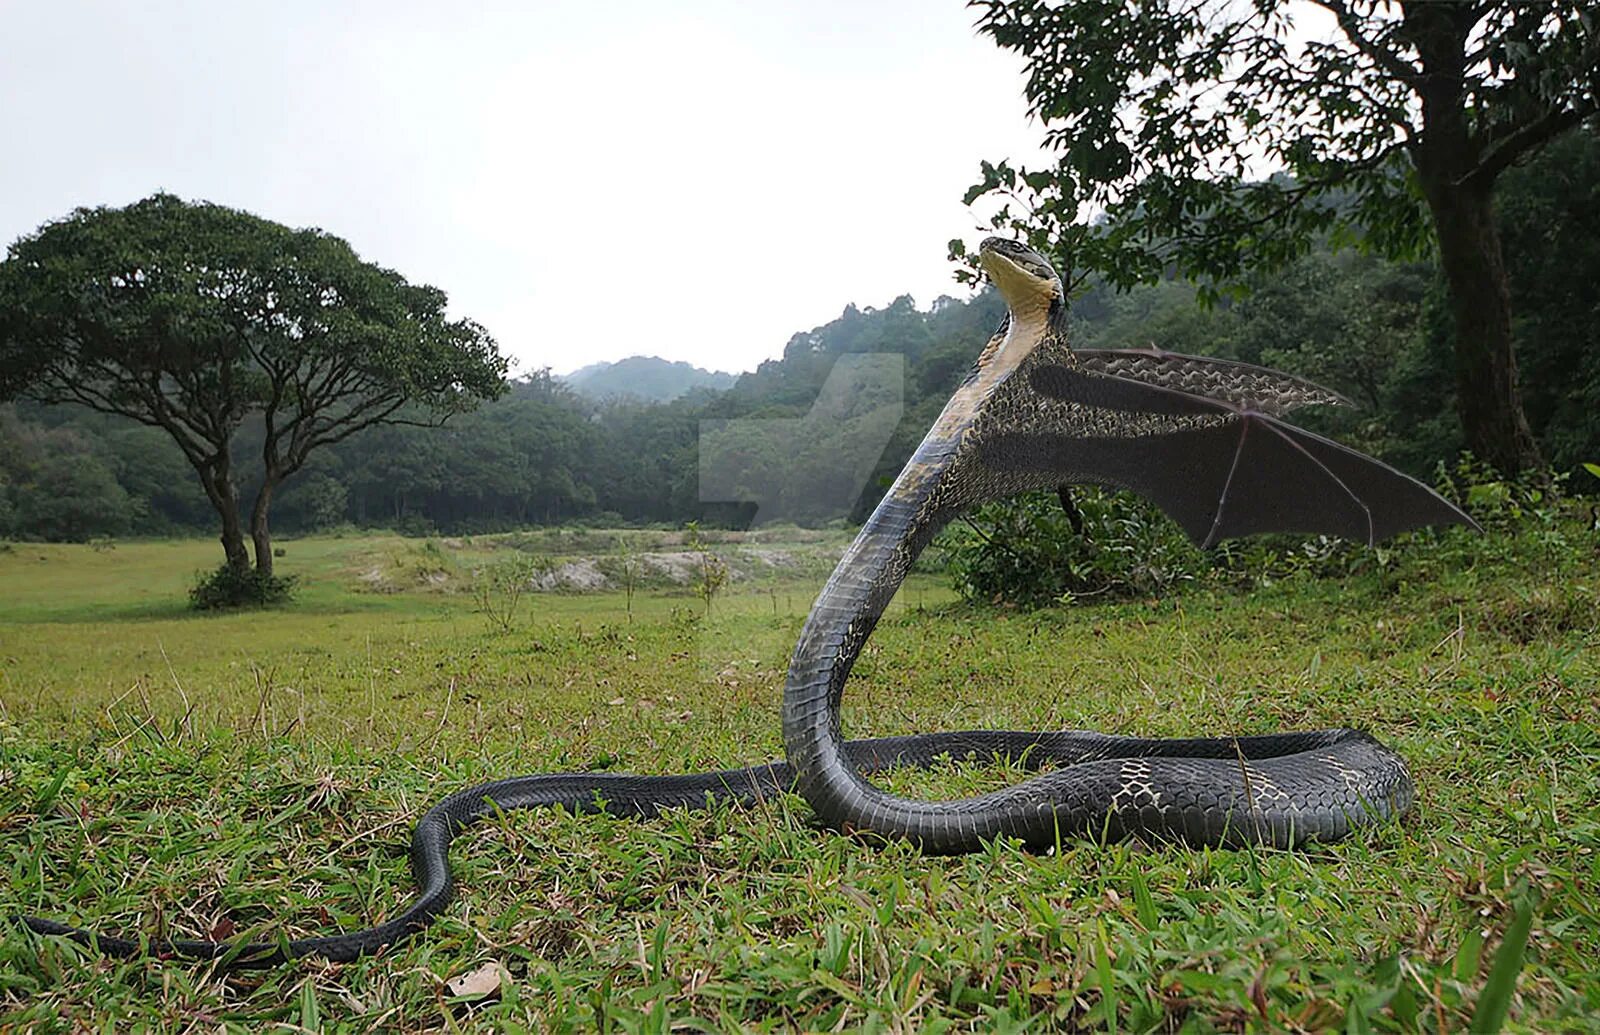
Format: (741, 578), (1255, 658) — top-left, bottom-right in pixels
(1, 522), (1597, 1032)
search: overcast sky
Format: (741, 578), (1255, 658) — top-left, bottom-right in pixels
(0, 1), (1072, 375)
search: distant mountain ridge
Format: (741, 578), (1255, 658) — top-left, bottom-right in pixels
(561, 355), (737, 402)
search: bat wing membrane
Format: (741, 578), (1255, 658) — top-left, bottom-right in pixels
(976, 364), (1476, 548)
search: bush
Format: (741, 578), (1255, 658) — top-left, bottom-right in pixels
(940, 487), (1204, 609)
(189, 564), (297, 610)
(942, 486), (1384, 610)
(471, 554), (549, 631)
(1436, 454), (1566, 532)
(395, 514), (437, 538)
(941, 457), (1597, 610)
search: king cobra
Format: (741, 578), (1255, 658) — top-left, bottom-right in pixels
(22, 239), (1474, 965)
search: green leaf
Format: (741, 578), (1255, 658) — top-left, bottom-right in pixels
(1344, 997), (1374, 1035)
(1390, 977), (1419, 1029)
(298, 978), (321, 1030)
(1453, 924), (1485, 982)
(1582, 462), (1600, 482)
(32, 767), (72, 814)
(1470, 890), (1539, 1033)
(1095, 920), (1118, 1035)
(1131, 868), (1158, 929)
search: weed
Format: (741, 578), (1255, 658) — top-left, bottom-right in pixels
(471, 553), (550, 632)
(685, 521), (729, 616)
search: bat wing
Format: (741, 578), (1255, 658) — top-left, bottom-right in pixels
(976, 363), (1476, 548)
(1071, 347), (1353, 415)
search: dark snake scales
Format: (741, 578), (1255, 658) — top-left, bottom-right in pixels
(22, 238), (1468, 966)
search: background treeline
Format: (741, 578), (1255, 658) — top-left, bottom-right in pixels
(3, 130), (1596, 543)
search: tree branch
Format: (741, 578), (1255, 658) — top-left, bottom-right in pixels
(1311, 0), (1423, 88)
(300, 396), (413, 456)
(1172, 137), (1410, 248)
(1461, 101), (1600, 188)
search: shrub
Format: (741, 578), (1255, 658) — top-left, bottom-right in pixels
(941, 487), (1204, 609)
(395, 514), (437, 538)
(472, 554), (550, 632)
(942, 457), (1594, 610)
(189, 564), (297, 610)
(1436, 454), (1566, 532)
(685, 521), (729, 615)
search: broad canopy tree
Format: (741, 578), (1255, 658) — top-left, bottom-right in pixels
(0, 194), (508, 577)
(964, 0), (1599, 475)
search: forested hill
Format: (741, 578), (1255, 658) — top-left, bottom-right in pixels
(3, 130), (1597, 542)
(562, 356), (737, 402)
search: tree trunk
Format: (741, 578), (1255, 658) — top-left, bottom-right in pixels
(203, 463), (251, 573)
(218, 494), (250, 572)
(1404, 0), (1543, 477)
(251, 476), (277, 577)
(1420, 178), (1543, 476)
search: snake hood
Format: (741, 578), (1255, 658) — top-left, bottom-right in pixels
(966, 238), (1070, 395)
(902, 237), (1074, 504)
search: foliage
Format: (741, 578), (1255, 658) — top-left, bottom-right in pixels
(1471, 886), (1540, 1034)
(564, 356), (735, 403)
(188, 563), (297, 610)
(962, 0), (1599, 473)
(943, 488), (1202, 609)
(961, 1), (1594, 289)
(698, 352), (905, 526)
(1496, 126), (1600, 476)
(0, 193), (508, 574)
(1438, 455), (1563, 532)
(0, 406), (134, 541)
(947, 450), (1600, 609)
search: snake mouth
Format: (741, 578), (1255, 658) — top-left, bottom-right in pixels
(979, 238), (1058, 282)
(978, 238), (1062, 314)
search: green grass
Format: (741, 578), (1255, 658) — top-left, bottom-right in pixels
(1, 525), (1597, 1032)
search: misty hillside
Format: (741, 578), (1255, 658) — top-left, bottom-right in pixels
(563, 355), (737, 402)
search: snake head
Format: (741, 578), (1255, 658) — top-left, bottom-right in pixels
(979, 238), (1064, 318)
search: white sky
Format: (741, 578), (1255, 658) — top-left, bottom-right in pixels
(0, 1), (1060, 376)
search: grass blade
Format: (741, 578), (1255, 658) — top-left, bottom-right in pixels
(1469, 890), (1538, 1033)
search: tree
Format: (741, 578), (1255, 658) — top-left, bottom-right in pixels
(964, 1), (1599, 474)
(0, 408), (133, 541)
(0, 194), (508, 577)
(1494, 125), (1600, 475)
